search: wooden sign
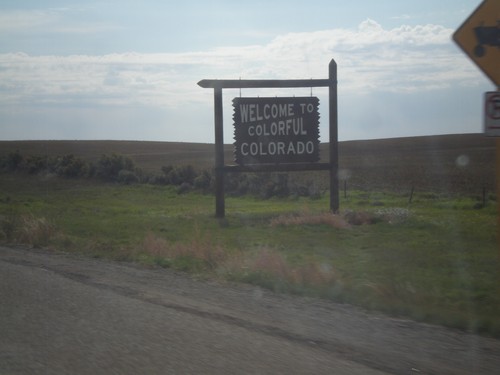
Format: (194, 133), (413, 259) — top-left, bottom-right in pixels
(198, 59), (338, 218)
(233, 97), (320, 165)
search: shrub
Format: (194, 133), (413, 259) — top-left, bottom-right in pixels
(193, 170), (212, 191)
(24, 155), (48, 174)
(52, 154), (88, 178)
(161, 165), (173, 177)
(96, 153), (135, 182)
(118, 169), (139, 184)
(261, 174), (289, 198)
(148, 174), (168, 185)
(2, 151), (23, 172)
(177, 182), (192, 194)
(162, 165), (197, 186)
(224, 173), (291, 198)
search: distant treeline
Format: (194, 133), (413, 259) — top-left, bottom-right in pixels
(0, 150), (322, 199)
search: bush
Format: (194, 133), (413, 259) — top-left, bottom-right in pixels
(224, 173), (290, 198)
(1, 152), (90, 178)
(262, 174), (289, 198)
(1, 151), (23, 172)
(162, 165), (197, 186)
(193, 170), (212, 191)
(96, 153), (135, 182)
(118, 169), (139, 184)
(0, 150), (318, 199)
(24, 155), (48, 174)
(177, 182), (192, 194)
(161, 165), (173, 177)
(52, 154), (88, 178)
(148, 174), (168, 185)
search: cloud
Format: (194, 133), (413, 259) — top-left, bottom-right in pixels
(0, 19), (478, 98)
(0, 8), (120, 35)
(391, 14), (412, 21)
(0, 9), (58, 31)
(244, 19), (474, 93)
(0, 19), (490, 142)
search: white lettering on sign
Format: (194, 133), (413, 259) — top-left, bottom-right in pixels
(299, 103), (315, 114)
(240, 103), (295, 123)
(247, 118), (307, 137)
(233, 97), (320, 165)
(240, 141), (315, 157)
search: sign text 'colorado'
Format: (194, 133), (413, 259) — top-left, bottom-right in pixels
(233, 97), (320, 165)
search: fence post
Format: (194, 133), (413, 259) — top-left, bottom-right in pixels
(409, 186), (415, 204)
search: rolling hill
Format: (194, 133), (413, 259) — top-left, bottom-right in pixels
(0, 133), (495, 195)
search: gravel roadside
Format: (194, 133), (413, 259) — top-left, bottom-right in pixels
(1, 245), (499, 374)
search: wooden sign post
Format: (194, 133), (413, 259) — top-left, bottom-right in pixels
(198, 59), (338, 218)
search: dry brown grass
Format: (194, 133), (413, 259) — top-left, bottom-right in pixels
(270, 209), (411, 228)
(141, 229), (227, 270)
(249, 248), (337, 287)
(218, 246), (337, 289)
(141, 230), (337, 289)
(9, 214), (57, 247)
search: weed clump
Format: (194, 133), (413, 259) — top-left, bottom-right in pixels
(374, 207), (411, 224)
(140, 231), (339, 297)
(269, 208), (411, 229)
(0, 214), (56, 247)
(343, 210), (374, 225)
(248, 248), (337, 288)
(0, 214), (17, 242)
(217, 247), (339, 297)
(140, 230), (227, 272)
(270, 212), (350, 229)
(342, 208), (411, 225)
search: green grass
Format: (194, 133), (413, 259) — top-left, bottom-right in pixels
(1, 173), (498, 336)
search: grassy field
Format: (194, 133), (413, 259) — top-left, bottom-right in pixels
(0, 135), (500, 337)
(0, 174), (498, 337)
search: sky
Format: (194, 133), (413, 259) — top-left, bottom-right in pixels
(0, 0), (495, 143)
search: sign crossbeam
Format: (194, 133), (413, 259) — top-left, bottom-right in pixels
(199, 59), (338, 218)
(197, 79), (333, 89)
(224, 163), (331, 173)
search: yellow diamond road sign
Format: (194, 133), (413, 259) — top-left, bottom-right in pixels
(453, 0), (500, 86)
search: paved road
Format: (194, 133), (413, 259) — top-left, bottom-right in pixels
(1, 246), (499, 374)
